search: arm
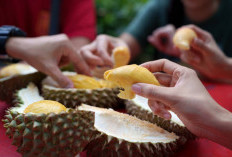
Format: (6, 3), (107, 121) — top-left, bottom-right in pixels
(6, 34), (91, 88)
(131, 59), (232, 149)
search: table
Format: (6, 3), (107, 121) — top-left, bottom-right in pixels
(1, 81), (232, 157)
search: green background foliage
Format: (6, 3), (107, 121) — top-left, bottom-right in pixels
(95, 0), (155, 64)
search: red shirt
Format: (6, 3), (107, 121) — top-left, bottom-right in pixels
(0, 0), (96, 40)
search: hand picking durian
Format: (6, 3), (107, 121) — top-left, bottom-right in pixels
(104, 64), (160, 99)
(92, 46), (130, 78)
(42, 71), (123, 109)
(3, 83), (186, 157)
(173, 27), (197, 50)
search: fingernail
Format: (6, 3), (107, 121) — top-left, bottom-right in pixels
(163, 113), (171, 120)
(131, 84), (141, 94)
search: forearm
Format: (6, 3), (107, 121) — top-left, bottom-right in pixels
(120, 33), (141, 60)
(205, 105), (232, 149)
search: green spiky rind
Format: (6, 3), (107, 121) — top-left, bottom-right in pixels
(0, 72), (45, 104)
(125, 101), (195, 140)
(3, 108), (95, 157)
(86, 130), (187, 157)
(42, 85), (125, 109)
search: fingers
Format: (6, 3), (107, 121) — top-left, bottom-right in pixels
(184, 24), (211, 41)
(153, 72), (172, 87)
(96, 35), (113, 66)
(131, 83), (175, 105)
(141, 59), (183, 75)
(46, 65), (74, 88)
(179, 48), (201, 65)
(80, 49), (104, 66)
(148, 100), (171, 120)
(191, 38), (211, 55)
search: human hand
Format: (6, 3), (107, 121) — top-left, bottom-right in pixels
(6, 34), (91, 88)
(131, 59), (231, 139)
(148, 24), (180, 57)
(79, 34), (129, 68)
(178, 25), (232, 82)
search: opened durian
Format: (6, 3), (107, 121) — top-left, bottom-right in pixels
(42, 72), (123, 109)
(3, 83), (186, 157)
(3, 83), (96, 156)
(104, 64), (160, 99)
(92, 46), (130, 78)
(173, 27), (197, 50)
(0, 63), (45, 104)
(125, 95), (195, 139)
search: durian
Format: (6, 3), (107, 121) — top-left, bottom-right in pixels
(3, 83), (186, 157)
(42, 72), (124, 109)
(125, 95), (195, 139)
(3, 83), (96, 156)
(104, 64), (160, 99)
(78, 104), (186, 157)
(173, 27), (197, 50)
(0, 63), (45, 104)
(0, 63), (37, 78)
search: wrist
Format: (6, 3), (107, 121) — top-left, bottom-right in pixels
(6, 37), (28, 59)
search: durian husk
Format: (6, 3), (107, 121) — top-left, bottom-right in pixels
(125, 99), (195, 139)
(0, 72), (45, 104)
(3, 109), (95, 157)
(78, 105), (187, 157)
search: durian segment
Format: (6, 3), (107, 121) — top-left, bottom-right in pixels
(112, 46), (130, 68)
(173, 27), (197, 50)
(24, 100), (67, 114)
(0, 63), (37, 78)
(104, 64), (160, 99)
(67, 74), (101, 89)
(42, 71), (124, 109)
(78, 104), (186, 157)
(125, 95), (195, 139)
(99, 79), (118, 88)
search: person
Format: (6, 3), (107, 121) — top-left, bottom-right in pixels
(130, 59), (232, 150)
(79, 0), (232, 82)
(0, 0), (96, 87)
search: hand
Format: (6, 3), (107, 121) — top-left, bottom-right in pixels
(178, 25), (232, 83)
(148, 24), (180, 57)
(79, 34), (129, 68)
(131, 59), (232, 146)
(6, 34), (91, 88)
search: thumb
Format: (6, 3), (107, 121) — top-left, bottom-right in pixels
(132, 83), (174, 105)
(191, 38), (210, 55)
(47, 66), (74, 88)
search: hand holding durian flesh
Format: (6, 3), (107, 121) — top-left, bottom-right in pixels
(104, 64), (160, 99)
(173, 27), (197, 50)
(24, 100), (67, 114)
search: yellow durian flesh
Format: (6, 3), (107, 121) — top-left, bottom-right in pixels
(104, 64), (160, 99)
(173, 28), (197, 50)
(112, 46), (130, 68)
(67, 74), (102, 89)
(99, 79), (118, 88)
(0, 63), (36, 78)
(24, 100), (67, 114)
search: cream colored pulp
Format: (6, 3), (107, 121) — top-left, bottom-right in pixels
(133, 95), (184, 127)
(79, 105), (178, 143)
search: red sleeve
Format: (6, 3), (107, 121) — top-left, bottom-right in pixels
(60, 0), (96, 41)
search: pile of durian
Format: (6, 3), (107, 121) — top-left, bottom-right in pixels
(2, 47), (194, 157)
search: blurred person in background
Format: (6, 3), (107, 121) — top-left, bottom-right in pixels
(0, 0), (96, 87)
(80, 0), (232, 83)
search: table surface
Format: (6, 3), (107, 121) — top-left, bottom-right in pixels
(1, 81), (232, 157)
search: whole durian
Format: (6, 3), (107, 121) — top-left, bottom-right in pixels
(3, 83), (186, 157)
